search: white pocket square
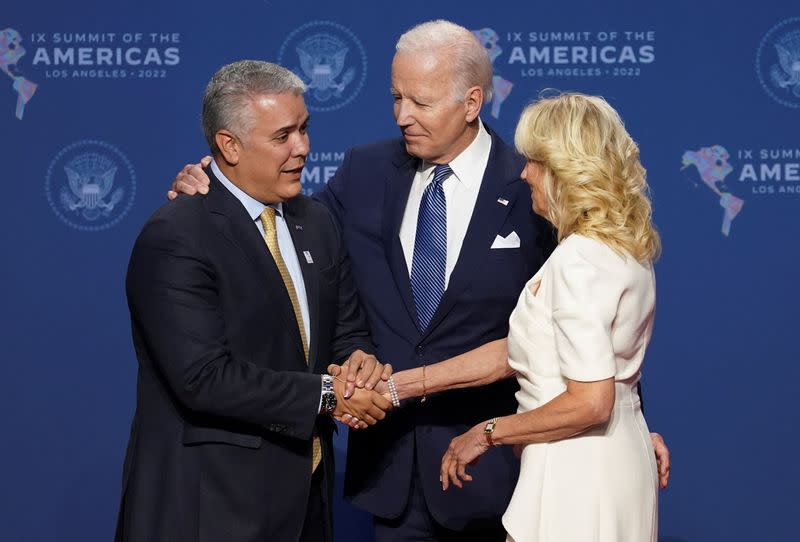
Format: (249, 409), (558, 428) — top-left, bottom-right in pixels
(491, 231), (521, 249)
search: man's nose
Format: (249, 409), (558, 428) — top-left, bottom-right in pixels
(292, 133), (310, 157)
(395, 101), (414, 127)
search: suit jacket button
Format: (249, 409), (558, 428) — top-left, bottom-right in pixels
(415, 346), (424, 355)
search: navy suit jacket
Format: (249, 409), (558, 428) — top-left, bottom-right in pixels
(116, 171), (373, 542)
(315, 126), (555, 530)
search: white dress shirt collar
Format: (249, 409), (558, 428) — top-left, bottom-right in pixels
(418, 119), (491, 191)
(211, 159), (284, 219)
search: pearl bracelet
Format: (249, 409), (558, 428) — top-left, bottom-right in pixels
(386, 376), (401, 408)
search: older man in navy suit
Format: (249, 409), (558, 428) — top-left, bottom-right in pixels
(316, 22), (551, 540)
(171, 20), (670, 542)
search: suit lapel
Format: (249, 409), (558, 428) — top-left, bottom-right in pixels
(422, 130), (522, 338)
(282, 199), (319, 373)
(381, 146), (421, 330)
(204, 170), (306, 362)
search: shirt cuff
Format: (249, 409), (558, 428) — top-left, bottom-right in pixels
(318, 374), (325, 413)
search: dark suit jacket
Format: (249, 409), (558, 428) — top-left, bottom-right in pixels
(315, 126), (555, 530)
(116, 171), (374, 542)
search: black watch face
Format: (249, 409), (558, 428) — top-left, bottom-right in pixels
(323, 393), (337, 412)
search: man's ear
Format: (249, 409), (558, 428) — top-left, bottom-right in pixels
(464, 86), (484, 123)
(215, 130), (241, 165)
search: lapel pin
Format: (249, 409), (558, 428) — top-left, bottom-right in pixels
(295, 224), (304, 230)
(303, 250), (314, 264)
(497, 197), (509, 206)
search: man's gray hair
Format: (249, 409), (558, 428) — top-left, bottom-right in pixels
(395, 20), (493, 103)
(202, 60), (305, 155)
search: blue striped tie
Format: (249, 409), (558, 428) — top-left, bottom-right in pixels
(411, 164), (451, 331)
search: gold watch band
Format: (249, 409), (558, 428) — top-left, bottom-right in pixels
(484, 417), (499, 447)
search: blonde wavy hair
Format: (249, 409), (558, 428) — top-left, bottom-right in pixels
(514, 92), (661, 262)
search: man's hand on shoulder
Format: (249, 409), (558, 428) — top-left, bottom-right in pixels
(167, 155), (213, 200)
(650, 432), (671, 489)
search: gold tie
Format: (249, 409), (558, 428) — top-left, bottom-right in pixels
(259, 207), (321, 472)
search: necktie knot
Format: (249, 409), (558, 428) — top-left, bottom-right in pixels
(431, 164), (452, 188)
(259, 207), (277, 236)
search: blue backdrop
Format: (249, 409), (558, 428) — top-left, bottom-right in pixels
(2, 1), (798, 540)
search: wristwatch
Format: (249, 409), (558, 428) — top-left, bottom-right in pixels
(484, 417), (499, 447)
(320, 375), (337, 414)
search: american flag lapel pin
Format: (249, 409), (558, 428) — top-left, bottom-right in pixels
(497, 197), (509, 206)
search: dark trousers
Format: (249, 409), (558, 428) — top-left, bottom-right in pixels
(299, 466), (331, 542)
(372, 461), (506, 542)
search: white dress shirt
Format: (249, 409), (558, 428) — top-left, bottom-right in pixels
(211, 160), (311, 343)
(399, 119), (492, 289)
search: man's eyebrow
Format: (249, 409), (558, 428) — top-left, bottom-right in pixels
(271, 114), (311, 136)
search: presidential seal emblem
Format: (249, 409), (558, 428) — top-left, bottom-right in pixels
(45, 140), (136, 231)
(756, 17), (800, 109)
(0, 27), (38, 119)
(278, 20), (367, 112)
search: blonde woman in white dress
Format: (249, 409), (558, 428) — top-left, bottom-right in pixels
(334, 93), (666, 541)
(442, 93), (660, 541)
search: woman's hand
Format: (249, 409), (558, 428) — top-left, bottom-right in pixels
(440, 423), (491, 490)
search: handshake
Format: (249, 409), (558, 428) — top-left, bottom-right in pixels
(326, 349), (394, 430)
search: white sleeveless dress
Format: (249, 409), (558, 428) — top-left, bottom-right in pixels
(502, 234), (658, 542)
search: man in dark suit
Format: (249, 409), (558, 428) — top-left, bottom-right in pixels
(117, 60), (392, 542)
(170, 21), (670, 542)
